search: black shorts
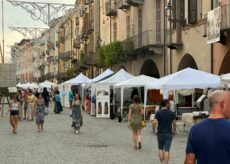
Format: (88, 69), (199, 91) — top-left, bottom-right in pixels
(10, 110), (19, 116)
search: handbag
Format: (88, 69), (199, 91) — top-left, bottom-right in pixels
(140, 120), (146, 128)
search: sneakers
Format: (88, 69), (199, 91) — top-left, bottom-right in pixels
(75, 130), (79, 134)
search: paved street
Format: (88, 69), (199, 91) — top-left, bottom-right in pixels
(0, 104), (188, 164)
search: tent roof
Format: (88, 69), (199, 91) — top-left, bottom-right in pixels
(64, 73), (91, 85)
(145, 68), (220, 90)
(39, 80), (57, 88)
(220, 73), (230, 83)
(98, 69), (135, 85)
(89, 68), (114, 83)
(114, 75), (158, 88)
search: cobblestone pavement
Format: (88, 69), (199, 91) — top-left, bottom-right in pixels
(0, 104), (188, 164)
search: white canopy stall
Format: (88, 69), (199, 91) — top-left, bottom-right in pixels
(145, 68), (220, 114)
(220, 73), (230, 88)
(39, 80), (57, 89)
(96, 69), (134, 118)
(115, 75), (158, 117)
(63, 73), (91, 107)
(88, 69), (114, 116)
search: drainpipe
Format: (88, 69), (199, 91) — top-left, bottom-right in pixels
(163, 0), (166, 76)
(211, 0), (214, 73)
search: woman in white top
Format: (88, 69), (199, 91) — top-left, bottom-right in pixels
(9, 96), (21, 134)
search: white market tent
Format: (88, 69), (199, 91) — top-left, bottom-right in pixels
(63, 73), (91, 107)
(115, 75), (158, 117)
(39, 80), (57, 89)
(145, 68), (220, 91)
(64, 73), (91, 85)
(98, 68), (134, 84)
(220, 73), (230, 87)
(89, 68), (114, 83)
(96, 68), (135, 118)
(144, 68), (220, 109)
(16, 82), (23, 88)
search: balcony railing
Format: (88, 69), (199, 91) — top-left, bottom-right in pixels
(47, 56), (54, 62)
(221, 4), (230, 30)
(126, 0), (144, 6)
(117, 0), (130, 9)
(73, 37), (81, 49)
(105, 0), (117, 17)
(131, 30), (163, 49)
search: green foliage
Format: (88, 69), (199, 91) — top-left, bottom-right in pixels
(96, 41), (123, 67)
(80, 52), (86, 64)
(65, 68), (73, 78)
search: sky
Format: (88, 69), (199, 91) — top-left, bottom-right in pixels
(0, 0), (76, 63)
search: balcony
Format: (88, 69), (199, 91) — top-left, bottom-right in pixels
(73, 37), (81, 49)
(47, 56), (54, 63)
(87, 21), (94, 34)
(126, 0), (143, 6)
(105, 0), (117, 17)
(59, 51), (72, 61)
(117, 0), (130, 10)
(130, 30), (164, 55)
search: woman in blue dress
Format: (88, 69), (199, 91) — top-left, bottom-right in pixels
(72, 93), (82, 134)
(54, 91), (63, 114)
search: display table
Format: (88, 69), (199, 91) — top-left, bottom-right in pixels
(145, 105), (156, 120)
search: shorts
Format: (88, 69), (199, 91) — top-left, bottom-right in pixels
(10, 110), (19, 116)
(157, 134), (173, 152)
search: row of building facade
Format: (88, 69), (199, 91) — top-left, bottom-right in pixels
(11, 0), (230, 83)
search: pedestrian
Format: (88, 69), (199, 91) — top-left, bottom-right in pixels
(22, 89), (28, 120)
(54, 90), (63, 114)
(8, 96), (22, 134)
(184, 90), (230, 164)
(152, 99), (176, 164)
(72, 93), (82, 134)
(41, 87), (50, 115)
(27, 90), (35, 121)
(35, 93), (45, 132)
(128, 95), (144, 150)
(69, 88), (74, 115)
(16, 89), (23, 120)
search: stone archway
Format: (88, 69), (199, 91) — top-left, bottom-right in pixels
(140, 59), (160, 78)
(120, 65), (127, 71)
(219, 50), (230, 74)
(178, 54), (198, 71)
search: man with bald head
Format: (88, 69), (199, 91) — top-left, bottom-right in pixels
(184, 90), (230, 164)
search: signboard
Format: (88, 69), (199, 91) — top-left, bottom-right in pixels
(207, 7), (221, 44)
(0, 64), (16, 88)
(96, 84), (110, 118)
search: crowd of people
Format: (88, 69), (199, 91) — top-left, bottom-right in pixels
(7, 88), (230, 164)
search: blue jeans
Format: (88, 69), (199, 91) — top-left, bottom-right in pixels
(157, 134), (173, 152)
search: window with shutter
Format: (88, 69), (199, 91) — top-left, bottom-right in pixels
(156, 0), (161, 44)
(126, 16), (131, 38)
(113, 22), (117, 41)
(188, 0), (197, 24)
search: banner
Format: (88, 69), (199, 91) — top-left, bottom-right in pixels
(207, 7), (221, 44)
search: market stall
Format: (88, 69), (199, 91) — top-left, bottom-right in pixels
(64, 73), (91, 108)
(220, 73), (230, 88)
(96, 69), (134, 118)
(39, 80), (57, 89)
(88, 69), (114, 116)
(145, 67), (220, 115)
(114, 75), (158, 118)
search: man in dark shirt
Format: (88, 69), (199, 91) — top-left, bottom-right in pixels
(185, 90), (230, 164)
(153, 99), (176, 164)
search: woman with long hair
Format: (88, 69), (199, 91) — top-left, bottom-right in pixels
(72, 93), (82, 134)
(41, 87), (50, 115)
(54, 90), (63, 114)
(27, 90), (35, 121)
(35, 93), (45, 132)
(9, 96), (21, 134)
(128, 95), (144, 149)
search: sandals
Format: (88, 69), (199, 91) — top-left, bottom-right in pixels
(134, 146), (138, 149)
